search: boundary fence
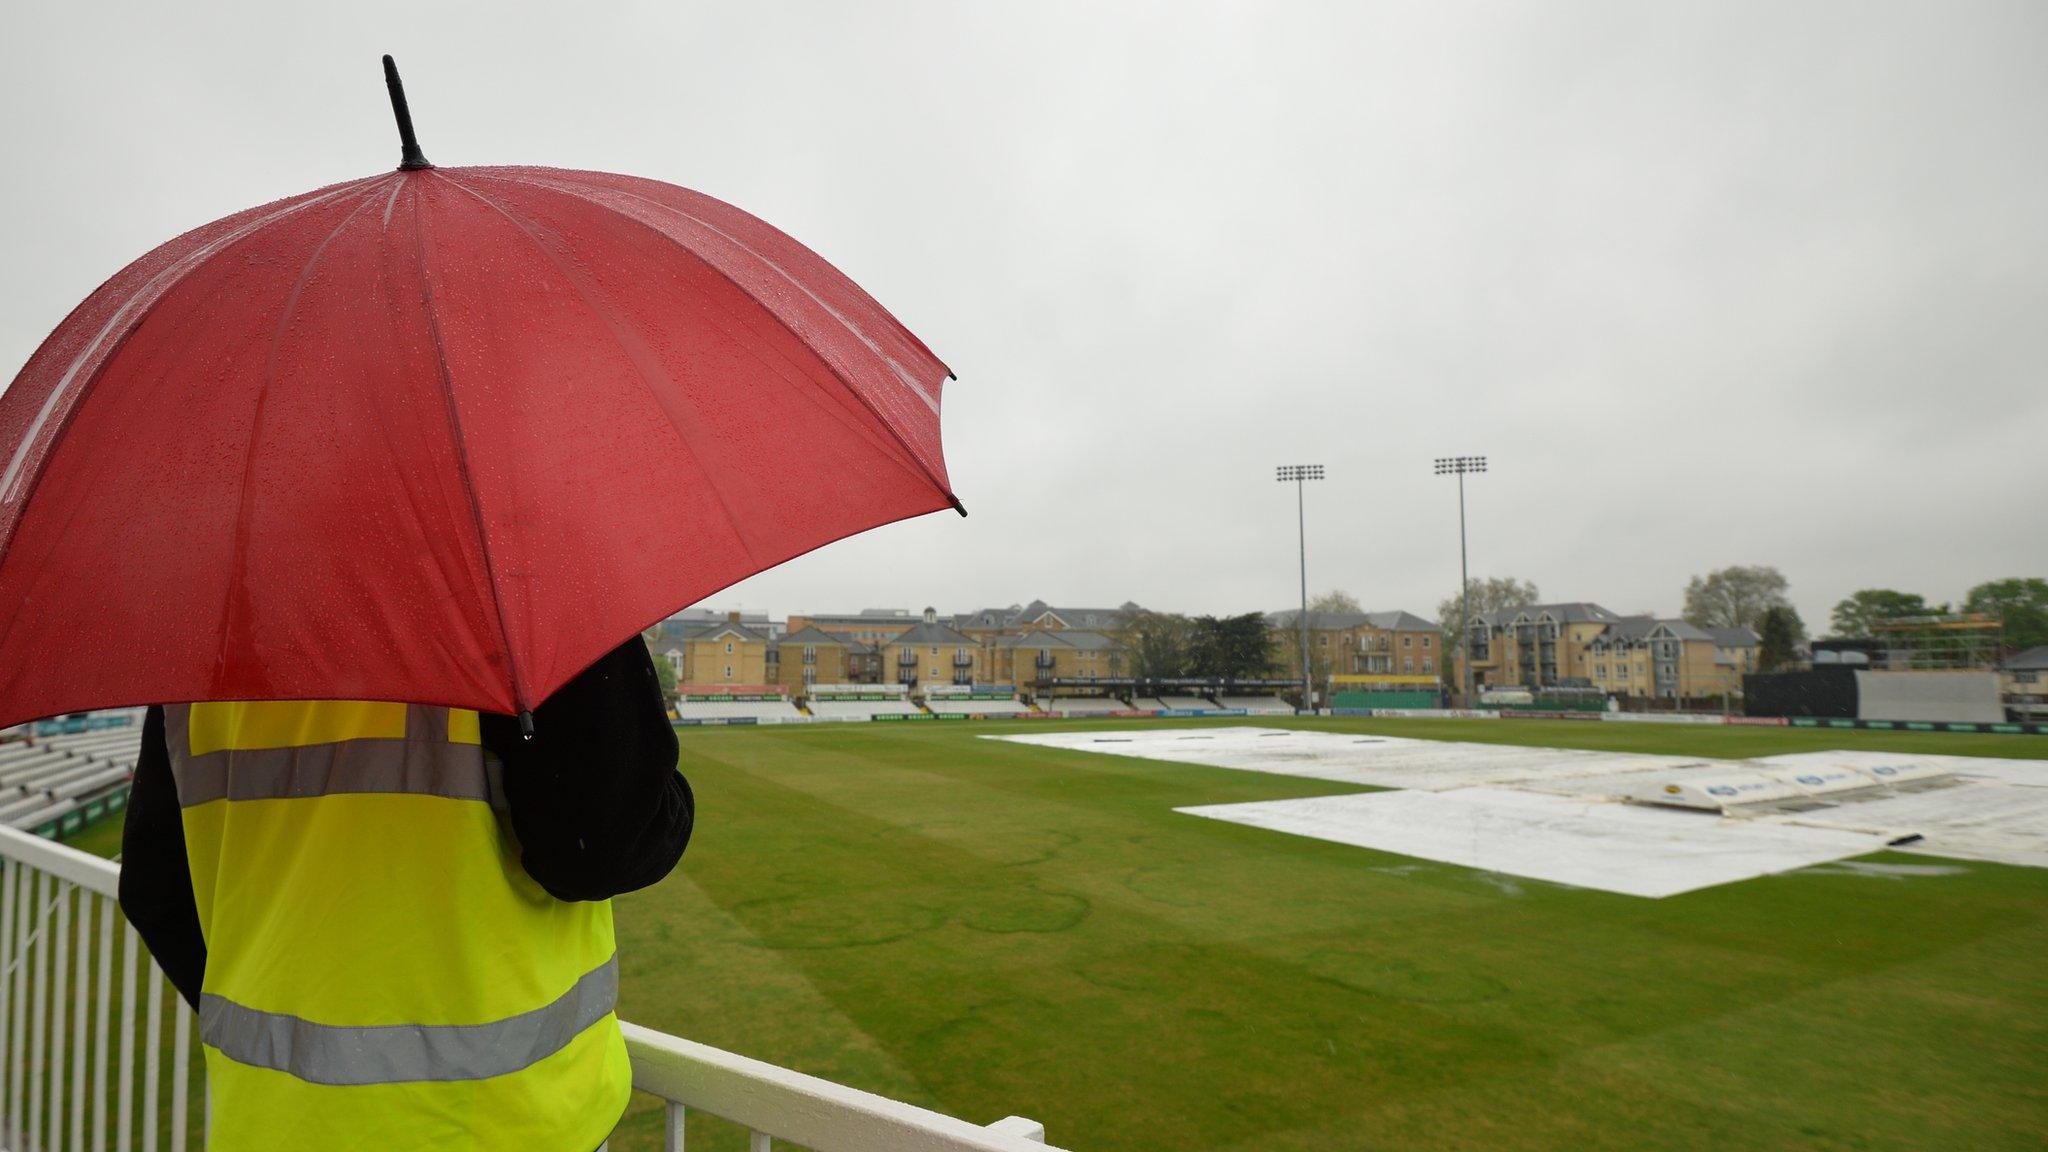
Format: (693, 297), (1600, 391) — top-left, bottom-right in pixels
(0, 825), (1061, 1152)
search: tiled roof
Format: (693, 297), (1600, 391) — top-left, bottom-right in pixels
(890, 620), (978, 646)
(1269, 609), (1440, 631)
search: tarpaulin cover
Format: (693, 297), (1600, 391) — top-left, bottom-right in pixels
(0, 167), (955, 727)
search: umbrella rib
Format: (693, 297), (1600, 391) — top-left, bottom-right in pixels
(0, 175), (388, 565)
(211, 178), (396, 691)
(477, 171), (956, 504)
(407, 182), (533, 714)
(428, 171), (768, 568)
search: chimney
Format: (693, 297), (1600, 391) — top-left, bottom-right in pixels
(923, 606), (937, 624)
(727, 610), (741, 623)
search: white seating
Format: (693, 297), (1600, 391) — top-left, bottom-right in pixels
(42, 730), (141, 754)
(52, 767), (132, 800)
(31, 761), (119, 794)
(1, 717), (144, 832)
(923, 697), (1032, 715)
(1159, 695), (1219, 711)
(0, 794), (56, 823)
(0, 743), (50, 767)
(673, 699), (805, 722)
(14, 798), (81, 830)
(1217, 695), (1293, 714)
(804, 699), (924, 720)
(1040, 697), (1131, 715)
(0, 752), (76, 786)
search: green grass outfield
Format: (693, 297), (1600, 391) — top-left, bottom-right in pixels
(72, 718), (2048, 1150)
(607, 717), (2047, 1151)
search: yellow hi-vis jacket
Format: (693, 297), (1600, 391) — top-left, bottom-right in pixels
(164, 700), (630, 1150)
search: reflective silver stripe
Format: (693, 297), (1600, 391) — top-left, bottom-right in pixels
(170, 740), (489, 806)
(199, 955), (618, 1086)
(163, 703), (490, 807)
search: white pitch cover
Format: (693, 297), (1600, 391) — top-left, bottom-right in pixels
(1176, 788), (1889, 898)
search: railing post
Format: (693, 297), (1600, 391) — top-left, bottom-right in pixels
(0, 858), (14, 1140)
(665, 1103), (685, 1152)
(987, 1117), (1046, 1143)
(93, 895), (112, 1152)
(73, 890), (92, 1151)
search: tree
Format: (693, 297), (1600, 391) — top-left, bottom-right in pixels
(1683, 566), (1792, 631)
(1188, 614), (1275, 680)
(1829, 589), (1938, 639)
(1757, 606), (1805, 672)
(1964, 578), (2048, 653)
(1437, 576), (1540, 644)
(1222, 613), (1277, 679)
(1308, 589), (1361, 615)
(1117, 609), (1192, 679)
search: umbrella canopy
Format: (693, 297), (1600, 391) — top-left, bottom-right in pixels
(0, 64), (957, 730)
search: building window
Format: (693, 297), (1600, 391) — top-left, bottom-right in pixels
(803, 646), (816, 664)
(723, 665), (732, 679)
(1319, 635), (1328, 647)
(1422, 636), (1431, 649)
(1403, 658), (1414, 673)
(930, 646), (939, 657)
(724, 642), (734, 655)
(1402, 636), (1412, 648)
(1423, 658), (1434, 674)
(1594, 666), (1605, 679)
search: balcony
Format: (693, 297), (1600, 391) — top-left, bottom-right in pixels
(0, 824), (1059, 1152)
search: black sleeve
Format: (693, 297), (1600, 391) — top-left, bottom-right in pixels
(482, 637), (692, 902)
(116, 706), (207, 1011)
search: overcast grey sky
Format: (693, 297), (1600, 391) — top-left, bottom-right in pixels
(3, 1), (2043, 630)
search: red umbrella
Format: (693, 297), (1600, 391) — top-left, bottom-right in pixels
(0, 58), (960, 731)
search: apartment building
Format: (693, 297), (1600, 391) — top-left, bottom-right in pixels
(989, 629), (1127, 687)
(1267, 609), (1443, 685)
(879, 608), (985, 689)
(782, 609), (922, 647)
(650, 612), (771, 686)
(1456, 602), (1757, 699)
(771, 626), (877, 693)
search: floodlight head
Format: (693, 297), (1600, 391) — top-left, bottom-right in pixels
(1433, 455), (1488, 475)
(1274, 464), (1325, 482)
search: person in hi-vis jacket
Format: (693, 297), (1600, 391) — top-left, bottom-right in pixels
(119, 637), (691, 1150)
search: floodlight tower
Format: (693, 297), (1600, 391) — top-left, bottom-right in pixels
(1276, 464), (1324, 712)
(1434, 456), (1487, 702)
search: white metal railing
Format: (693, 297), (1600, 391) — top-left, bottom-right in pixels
(0, 825), (1058, 1152)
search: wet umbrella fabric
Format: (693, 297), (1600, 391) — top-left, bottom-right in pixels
(0, 166), (956, 729)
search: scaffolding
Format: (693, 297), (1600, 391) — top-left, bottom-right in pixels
(1867, 613), (2004, 670)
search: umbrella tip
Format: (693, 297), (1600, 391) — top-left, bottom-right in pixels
(518, 710), (535, 741)
(381, 54), (433, 171)
(948, 493), (968, 517)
